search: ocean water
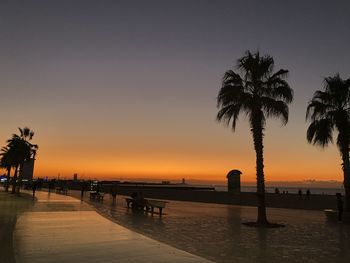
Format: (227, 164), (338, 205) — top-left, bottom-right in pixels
(213, 185), (345, 195)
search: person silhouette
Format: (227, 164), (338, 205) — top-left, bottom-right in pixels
(81, 182), (87, 199)
(306, 189), (311, 200)
(298, 189), (302, 199)
(111, 184), (118, 204)
(32, 181), (37, 197)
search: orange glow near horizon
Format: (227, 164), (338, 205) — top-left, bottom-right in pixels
(0, 116), (344, 184)
(23, 129), (342, 183)
(32, 156), (342, 183)
(0, 115), (344, 184)
(1, 1), (349, 185)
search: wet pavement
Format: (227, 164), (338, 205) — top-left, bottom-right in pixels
(69, 190), (350, 263)
(13, 191), (213, 263)
(0, 191), (33, 263)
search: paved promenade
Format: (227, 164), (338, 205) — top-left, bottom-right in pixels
(14, 191), (212, 263)
(70, 191), (350, 263)
(0, 191), (33, 263)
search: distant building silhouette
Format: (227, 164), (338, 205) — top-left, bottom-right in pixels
(20, 158), (35, 180)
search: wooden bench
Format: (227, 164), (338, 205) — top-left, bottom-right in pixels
(90, 191), (104, 201)
(124, 197), (168, 215)
(145, 199), (167, 215)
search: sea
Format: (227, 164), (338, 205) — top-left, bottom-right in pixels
(98, 177), (345, 196)
(213, 185), (345, 195)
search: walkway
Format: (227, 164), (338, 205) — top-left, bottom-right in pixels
(14, 191), (212, 263)
(0, 191), (33, 263)
(71, 191), (350, 263)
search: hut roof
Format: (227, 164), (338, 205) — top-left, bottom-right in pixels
(226, 169), (242, 178)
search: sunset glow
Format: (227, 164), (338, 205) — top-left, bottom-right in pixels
(0, 1), (349, 183)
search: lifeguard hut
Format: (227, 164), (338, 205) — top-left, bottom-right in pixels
(226, 169), (242, 193)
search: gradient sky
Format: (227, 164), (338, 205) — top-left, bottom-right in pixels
(1, 0), (350, 182)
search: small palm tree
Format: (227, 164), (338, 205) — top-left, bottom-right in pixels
(4, 140), (23, 194)
(0, 147), (13, 192)
(217, 51), (293, 225)
(306, 74), (350, 212)
(6, 127), (38, 194)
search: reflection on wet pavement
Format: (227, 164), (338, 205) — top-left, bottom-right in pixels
(72, 191), (350, 263)
(0, 192), (33, 263)
(14, 191), (213, 263)
(29, 191), (92, 213)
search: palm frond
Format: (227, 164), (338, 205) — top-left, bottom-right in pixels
(261, 97), (289, 125)
(307, 74), (350, 150)
(216, 104), (241, 130)
(265, 80), (293, 103)
(269, 69), (288, 80)
(217, 50), (292, 132)
(306, 119), (333, 147)
(306, 100), (331, 121)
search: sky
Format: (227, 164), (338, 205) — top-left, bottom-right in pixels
(0, 0), (350, 183)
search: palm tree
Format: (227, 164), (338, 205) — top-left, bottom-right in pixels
(17, 127), (38, 188)
(217, 51), (293, 225)
(306, 74), (350, 212)
(0, 147), (13, 192)
(6, 127), (38, 194)
(4, 139), (23, 194)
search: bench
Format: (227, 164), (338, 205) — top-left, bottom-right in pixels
(124, 197), (168, 215)
(90, 191), (104, 201)
(145, 199), (167, 215)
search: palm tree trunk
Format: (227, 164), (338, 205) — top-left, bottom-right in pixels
(340, 144), (350, 212)
(342, 156), (350, 212)
(252, 113), (268, 224)
(11, 166), (18, 194)
(16, 163), (24, 195)
(338, 126), (350, 212)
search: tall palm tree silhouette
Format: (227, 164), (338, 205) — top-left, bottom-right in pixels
(6, 127), (38, 194)
(306, 74), (350, 212)
(217, 51), (293, 225)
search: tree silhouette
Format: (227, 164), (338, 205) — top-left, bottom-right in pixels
(0, 147), (14, 192)
(6, 127), (38, 194)
(217, 51), (293, 225)
(306, 74), (350, 212)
